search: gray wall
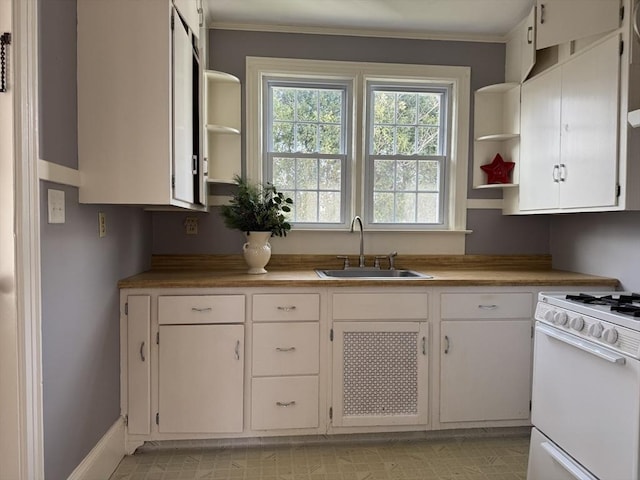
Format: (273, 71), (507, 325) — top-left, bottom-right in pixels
(39, 1), (152, 478)
(551, 212), (640, 291)
(151, 29), (550, 256)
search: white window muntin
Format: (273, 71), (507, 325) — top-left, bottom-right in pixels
(364, 81), (452, 228)
(263, 77), (353, 227)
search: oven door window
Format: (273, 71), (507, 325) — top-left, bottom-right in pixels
(532, 323), (640, 480)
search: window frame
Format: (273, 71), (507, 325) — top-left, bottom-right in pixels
(246, 57), (470, 233)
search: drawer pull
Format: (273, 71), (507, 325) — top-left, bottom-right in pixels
(478, 304), (498, 310)
(139, 341), (146, 362)
(235, 340), (240, 360)
(191, 307), (213, 312)
(275, 346), (297, 352)
(276, 305), (297, 312)
(276, 401), (296, 407)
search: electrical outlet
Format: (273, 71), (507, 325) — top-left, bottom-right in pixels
(185, 217), (198, 235)
(98, 212), (107, 238)
(47, 189), (65, 224)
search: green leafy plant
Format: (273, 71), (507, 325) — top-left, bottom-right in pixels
(220, 175), (294, 237)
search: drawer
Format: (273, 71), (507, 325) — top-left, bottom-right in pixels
(252, 323), (319, 376)
(332, 293), (428, 320)
(440, 292), (533, 319)
(251, 376), (319, 430)
(252, 293), (320, 322)
(158, 295), (245, 325)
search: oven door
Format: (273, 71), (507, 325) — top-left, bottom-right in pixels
(531, 322), (640, 480)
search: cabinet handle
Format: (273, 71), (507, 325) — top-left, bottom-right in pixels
(421, 336), (427, 355)
(235, 340), (240, 360)
(540, 3), (545, 24)
(444, 335), (451, 354)
(139, 341), (146, 362)
(527, 26), (533, 44)
(478, 304), (498, 310)
(275, 346), (296, 352)
(191, 307), (212, 312)
(559, 163), (567, 182)
(276, 401), (296, 407)
(552, 165), (560, 183)
(276, 305), (297, 312)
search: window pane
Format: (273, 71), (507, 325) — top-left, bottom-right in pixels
(418, 93), (441, 125)
(397, 93), (417, 125)
(296, 89), (318, 122)
(319, 90), (342, 123)
(396, 193), (417, 223)
(373, 126), (394, 155)
(272, 122), (294, 152)
(373, 91), (395, 124)
(295, 124), (318, 153)
(272, 87), (295, 121)
(273, 157), (296, 189)
(295, 191), (318, 222)
(396, 160), (417, 191)
(319, 192), (341, 222)
(296, 158), (318, 189)
(373, 192), (394, 223)
(319, 158), (341, 190)
(417, 127), (440, 155)
(396, 126), (415, 155)
(374, 160), (395, 190)
(319, 124), (341, 154)
(417, 193), (439, 223)
(418, 161), (439, 191)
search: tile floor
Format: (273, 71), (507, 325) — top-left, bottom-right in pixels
(110, 434), (530, 480)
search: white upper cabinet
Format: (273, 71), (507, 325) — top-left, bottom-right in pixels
(77, 0), (206, 210)
(506, 6), (536, 83)
(536, 0), (621, 50)
(519, 34), (620, 212)
(173, 0), (202, 36)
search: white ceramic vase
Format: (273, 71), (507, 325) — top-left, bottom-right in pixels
(243, 231), (272, 274)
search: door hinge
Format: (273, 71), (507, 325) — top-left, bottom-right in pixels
(330, 329), (333, 341)
(124, 302), (128, 315)
(171, 174), (175, 189)
(529, 400), (532, 411)
(156, 331), (160, 345)
(171, 10), (175, 30)
(621, 5), (625, 21)
(620, 40), (624, 56)
(124, 414), (128, 426)
(156, 413), (159, 425)
(617, 184), (621, 197)
(531, 325), (534, 338)
(329, 407), (333, 420)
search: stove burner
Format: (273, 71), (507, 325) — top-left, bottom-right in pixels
(566, 293), (640, 319)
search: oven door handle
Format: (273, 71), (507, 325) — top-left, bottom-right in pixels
(537, 323), (626, 365)
(541, 441), (598, 480)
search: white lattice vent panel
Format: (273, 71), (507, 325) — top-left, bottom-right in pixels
(342, 331), (418, 416)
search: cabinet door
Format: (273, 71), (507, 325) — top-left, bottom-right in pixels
(521, 6), (536, 81)
(126, 296), (151, 435)
(332, 322), (428, 427)
(559, 35), (620, 209)
(536, 0), (620, 50)
(440, 320), (532, 423)
(172, 9), (195, 204)
(158, 324), (244, 433)
(519, 67), (562, 211)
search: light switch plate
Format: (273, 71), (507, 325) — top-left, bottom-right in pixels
(47, 189), (65, 224)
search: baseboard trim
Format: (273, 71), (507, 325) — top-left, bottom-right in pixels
(67, 417), (126, 480)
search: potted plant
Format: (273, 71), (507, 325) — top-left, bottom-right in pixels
(220, 175), (293, 274)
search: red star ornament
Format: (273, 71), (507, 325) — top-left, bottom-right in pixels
(480, 153), (515, 184)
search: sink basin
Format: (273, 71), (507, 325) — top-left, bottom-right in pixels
(315, 269), (432, 279)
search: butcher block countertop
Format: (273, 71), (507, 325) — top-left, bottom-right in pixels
(118, 255), (619, 289)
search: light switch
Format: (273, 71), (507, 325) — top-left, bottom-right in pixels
(47, 189), (65, 224)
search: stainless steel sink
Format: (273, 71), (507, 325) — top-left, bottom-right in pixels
(315, 269), (432, 279)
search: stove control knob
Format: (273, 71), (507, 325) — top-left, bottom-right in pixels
(589, 322), (604, 338)
(570, 316), (585, 332)
(603, 327), (619, 345)
(554, 311), (568, 326)
(544, 310), (556, 322)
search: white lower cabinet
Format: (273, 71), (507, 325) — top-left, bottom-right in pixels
(251, 376), (319, 430)
(439, 292), (533, 425)
(125, 295), (151, 435)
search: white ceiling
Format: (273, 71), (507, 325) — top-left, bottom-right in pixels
(205, 0), (534, 41)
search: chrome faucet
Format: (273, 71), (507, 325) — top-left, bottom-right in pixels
(350, 215), (365, 268)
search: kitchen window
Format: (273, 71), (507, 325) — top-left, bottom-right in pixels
(246, 57), (470, 234)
